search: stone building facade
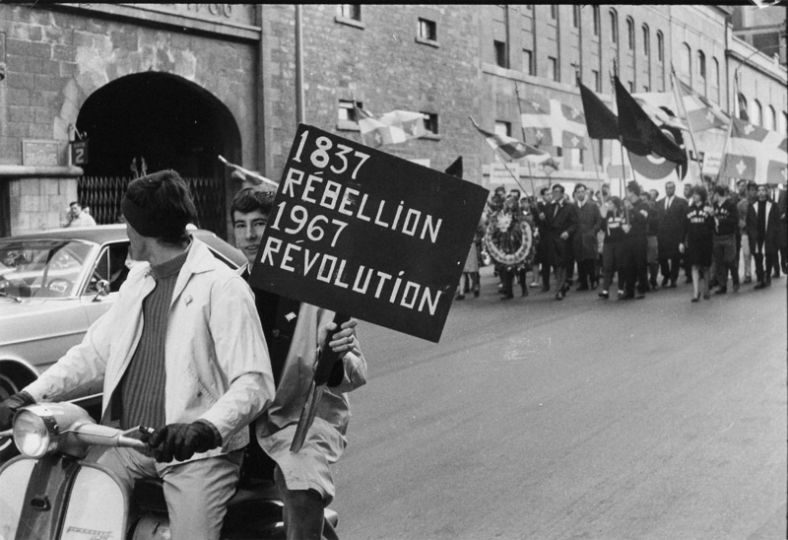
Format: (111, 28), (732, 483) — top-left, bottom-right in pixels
(0, 4), (785, 237)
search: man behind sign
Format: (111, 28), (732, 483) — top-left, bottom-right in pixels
(231, 188), (367, 540)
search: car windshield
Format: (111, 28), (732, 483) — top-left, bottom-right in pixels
(0, 239), (95, 299)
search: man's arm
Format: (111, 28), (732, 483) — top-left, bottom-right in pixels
(23, 297), (115, 402)
(198, 275), (275, 443)
(325, 318), (367, 393)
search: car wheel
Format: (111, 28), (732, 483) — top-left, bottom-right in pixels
(0, 373), (20, 463)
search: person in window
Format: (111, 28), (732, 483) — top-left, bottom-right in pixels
(231, 188), (367, 540)
(683, 185), (714, 302)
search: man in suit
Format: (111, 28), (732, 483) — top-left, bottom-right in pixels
(572, 183), (601, 291)
(543, 184), (578, 300)
(656, 181), (688, 288)
(746, 185), (781, 289)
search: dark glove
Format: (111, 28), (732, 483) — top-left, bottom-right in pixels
(148, 420), (222, 463)
(0, 391), (35, 430)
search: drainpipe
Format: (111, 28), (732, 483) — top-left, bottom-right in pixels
(295, 4), (305, 124)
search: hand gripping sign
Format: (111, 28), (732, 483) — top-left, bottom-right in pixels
(250, 124), (489, 343)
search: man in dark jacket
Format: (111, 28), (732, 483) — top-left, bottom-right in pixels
(572, 183), (601, 291)
(746, 185), (781, 289)
(543, 184), (578, 300)
(656, 181), (688, 288)
(621, 181), (650, 299)
(711, 185), (739, 294)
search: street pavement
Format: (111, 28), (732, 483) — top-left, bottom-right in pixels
(332, 268), (786, 540)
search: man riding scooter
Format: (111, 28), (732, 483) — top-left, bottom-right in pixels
(0, 170), (275, 540)
(232, 188), (367, 540)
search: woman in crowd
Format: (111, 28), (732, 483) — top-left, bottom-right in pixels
(599, 196), (626, 299)
(683, 185), (715, 302)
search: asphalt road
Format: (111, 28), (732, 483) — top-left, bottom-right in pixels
(332, 269), (786, 540)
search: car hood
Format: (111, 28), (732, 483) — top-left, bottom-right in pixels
(0, 297), (88, 345)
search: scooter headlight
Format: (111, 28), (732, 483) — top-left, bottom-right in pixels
(13, 407), (58, 458)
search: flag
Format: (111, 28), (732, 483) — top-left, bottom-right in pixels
(355, 106), (427, 147)
(578, 79), (619, 140)
(469, 117), (551, 164)
(721, 118), (787, 182)
(445, 156), (463, 178)
(671, 74), (729, 132)
(614, 76), (687, 165)
(218, 155), (278, 187)
(519, 94), (587, 149)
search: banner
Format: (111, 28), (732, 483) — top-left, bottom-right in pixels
(250, 125), (489, 342)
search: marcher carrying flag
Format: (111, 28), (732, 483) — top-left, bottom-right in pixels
(354, 105), (427, 147)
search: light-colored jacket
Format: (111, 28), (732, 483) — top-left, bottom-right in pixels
(25, 239), (275, 461)
(255, 302), (367, 503)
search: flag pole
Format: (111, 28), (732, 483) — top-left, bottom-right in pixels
(514, 81), (538, 197)
(468, 116), (528, 194)
(714, 70), (738, 187)
(610, 63), (630, 221)
(670, 65), (701, 184)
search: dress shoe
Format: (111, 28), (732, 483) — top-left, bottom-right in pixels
(456, 294), (465, 300)
(691, 295), (700, 303)
(714, 287), (727, 295)
(703, 292), (711, 300)
(598, 290), (609, 299)
(635, 292), (646, 299)
(501, 292), (514, 300)
(473, 288), (480, 298)
(754, 281), (767, 289)
(621, 293), (634, 300)
(555, 290), (565, 300)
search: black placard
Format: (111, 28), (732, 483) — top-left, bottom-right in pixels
(249, 124), (488, 342)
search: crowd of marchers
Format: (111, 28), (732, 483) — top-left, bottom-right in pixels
(458, 179), (787, 303)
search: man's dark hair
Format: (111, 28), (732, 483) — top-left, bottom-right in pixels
(122, 169), (197, 245)
(747, 181), (758, 190)
(540, 187), (549, 196)
(574, 183), (586, 193)
(231, 188), (276, 217)
(69, 201), (80, 207)
(626, 180), (641, 197)
(713, 185), (728, 197)
(551, 183), (565, 194)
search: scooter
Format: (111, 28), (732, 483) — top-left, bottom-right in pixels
(0, 401), (338, 539)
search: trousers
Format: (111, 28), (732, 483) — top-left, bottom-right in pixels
(275, 465), (338, 540)
(713, 234), (739, 287)
(94, 447), (242, 540)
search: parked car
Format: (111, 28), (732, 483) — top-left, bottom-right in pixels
(0, 224), (246, 459)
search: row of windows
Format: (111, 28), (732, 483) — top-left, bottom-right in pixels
(677, 43), (721, 104)
(737, 95), (787, 132)
(338, 5), (438, 43)
(337, 100), (439, 134)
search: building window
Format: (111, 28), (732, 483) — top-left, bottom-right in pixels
(679, 42), (691, 84)
(781, 112), (787, 136)
(338, 4), (361, 21)
(592, 69), (601, 92)
(573, 5), (580, 28)
(338, 100), (362, 123)
(737, 94), (748, 120)
(495, 121), (511, 138)
(752, 99), (762, 126)
(657, 31), (664, 62)
(548, 56), (559, 82)
(765, 106), (776, 131)
(550, 5), (558, 19)
(628, 80), (634, 92)
(643, 85), (650, 92)
(421, 112), (439, 134)
(417, 18), (437, 42)
(593, 6), (600, 36)
(698, 51), (706, 79)
(523, 49), (534, 75)
(642, 24), (650, 56)
(712, 57), (720, 104)
(494, 40), (508, 68)
(609, 10), (618, 44)
(626, 17), (634, 50)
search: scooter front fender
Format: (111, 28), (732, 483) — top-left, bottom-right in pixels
(0, 454), (129, 540)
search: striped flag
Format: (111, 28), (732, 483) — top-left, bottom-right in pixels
(721, 118), (787, 183)
(520, 95), (587, 149)
(469, 118), (551, 164)
(355, 106), (426, 147)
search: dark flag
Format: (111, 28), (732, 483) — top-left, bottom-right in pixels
(445, 156), (463, 178)
(578, 78), (619, 140)
(614, 76), (686, 166)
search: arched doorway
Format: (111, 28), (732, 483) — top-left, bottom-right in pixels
(75, 72), (241, 237)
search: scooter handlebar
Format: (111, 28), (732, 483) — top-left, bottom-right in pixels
(69, 422), (149, 451)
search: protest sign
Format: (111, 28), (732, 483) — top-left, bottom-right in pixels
(249, 124), (489, 342)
